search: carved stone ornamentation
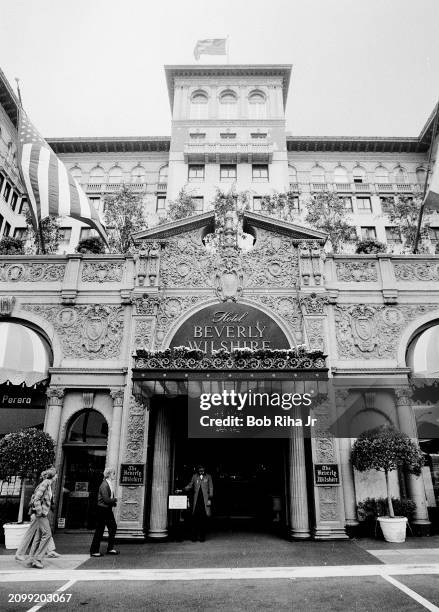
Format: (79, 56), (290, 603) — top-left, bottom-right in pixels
(160, 230), (216, 288)
(299, 293), (329, 315)
(22, 303), (124, 359)
(336, 262), (378, 282)
(125, 396), (147, 463)
(0, 296), (16, 316)
(241, 230), (299, 288)
(335, 303), (439, 360)
(0, 263), (65, 282)
(250, 295), (303, 345)
(394, 262), (439, 282)
(81, 262), (123, 283)
(312, 399), (336, 463)
(46, 387), (65, 405)
(120, 487), (142, 521)
(215, 254), (244, 302)
(110, 388), (125, 407)
(319, 487), (338, 521)
(134, 318), (154, 351)
(155, 295), (207, 348)
(134, 295), (160, 315)
(305, 318), (325, 352)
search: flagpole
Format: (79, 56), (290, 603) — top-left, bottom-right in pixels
(413, 98), (439, 253)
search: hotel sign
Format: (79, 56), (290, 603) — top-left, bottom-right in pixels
(170, 303), (290, 354)
(120, 464), (145, 486)
(314, 464), (340, 485)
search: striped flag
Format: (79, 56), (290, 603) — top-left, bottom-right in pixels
(17, 109), (108, 244)
(194, 39), (227, 60)
(424, 146), (439, 211)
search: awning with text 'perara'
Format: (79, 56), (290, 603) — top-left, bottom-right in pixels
(0, 322), (51, 387)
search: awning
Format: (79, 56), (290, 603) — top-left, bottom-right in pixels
(0, 322), (51, 386)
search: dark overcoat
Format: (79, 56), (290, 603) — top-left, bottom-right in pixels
(184, 473), (214, 516)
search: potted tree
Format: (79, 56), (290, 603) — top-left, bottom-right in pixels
(351, 425), (424, 543)
(0, 428), (55, 549)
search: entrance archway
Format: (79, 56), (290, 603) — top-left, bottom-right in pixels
(60, 409), (108, 530)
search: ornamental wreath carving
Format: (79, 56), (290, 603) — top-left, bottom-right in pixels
(159, 230), (216, 288)
(394, 262), (439, 282)
(335, 262), (378, 282)
(299, 293), (329, 315)
(22, 303), (124, 359)
(0, 263), (65, 282)
(335, 303), (439, 359)
(241, 229), (299, 288)
(81, 262), (123, 283)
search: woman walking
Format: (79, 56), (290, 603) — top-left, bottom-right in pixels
(15, 467), (58, 568)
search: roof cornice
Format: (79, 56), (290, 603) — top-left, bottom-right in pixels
(47, 137), (171, 154)
(286, 135), (427, 154)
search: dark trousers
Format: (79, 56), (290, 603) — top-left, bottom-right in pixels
(192, 494), (208, 541)
(90, 506), (117, 554)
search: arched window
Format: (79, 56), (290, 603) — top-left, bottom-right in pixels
(375, 165), (389, 184)
(311, 165), (325, 183)
(288, 165), (297, 184)
(353, 166), (367, 184)
(108, 166), (123, 184)
(190, 91), (208, 120)
(334, 166), (349, 183)
(158, 165), (168, 184)
(131, 165), (146, 183)
(248, 91), (266, 119)
(219, 90), (237, 119)
(70, 166), (82, 182)
(416, 167), (426, 185)
(89, 166), (105, 184)
(394, 166), (408, 184)
(66, 410), (108, 445)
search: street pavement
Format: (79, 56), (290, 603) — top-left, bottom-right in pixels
(0, 532), (438, 611)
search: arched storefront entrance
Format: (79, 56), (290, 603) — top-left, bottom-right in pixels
(59, 409), (108, 530)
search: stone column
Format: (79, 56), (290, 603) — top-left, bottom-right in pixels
(148, 405), (171, 539)
(44, 388), (65, 444)
(107, 389), (125, 471)
(336, 390), (359, 530)
(288, 406), (310, 539)
(395, 388), (430, 529)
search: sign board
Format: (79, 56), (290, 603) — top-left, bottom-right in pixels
(169, 303), (290, 354)
(168, 495), (188, 510)
(314, 464), (340, 485)
(57, 518), (66, 529)
(0, 384), (46, 408)
(120, 464), (145, 486)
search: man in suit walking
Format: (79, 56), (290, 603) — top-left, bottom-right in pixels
(182, 465), (213, 542)
(90, 468), (119, 557)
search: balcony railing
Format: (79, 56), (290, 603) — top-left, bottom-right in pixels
(184, 142), (273, 163)
(85, 182), (147, 194)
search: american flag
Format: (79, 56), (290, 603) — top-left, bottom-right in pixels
(194, 39), (227, 60)
(17, 109), (108, 244)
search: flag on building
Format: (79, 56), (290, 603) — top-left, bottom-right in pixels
(17, 109), (108, 244)
(194, 39), (227, 60)
(424, 148), (439, 211)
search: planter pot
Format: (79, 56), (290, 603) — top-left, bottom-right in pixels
(378, 516), (407, 543)
(3, 522), (30, 550)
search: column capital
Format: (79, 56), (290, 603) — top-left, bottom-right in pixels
(46, 387), (65, 404)
(110, 388), (125, 407)
(335, 389), (349, 405)
(394, 387), (412, 406)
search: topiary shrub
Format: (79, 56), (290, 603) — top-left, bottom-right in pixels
(355, 239), (386, 254)
(351, 425), (424, 518)
(0, 236), (24, 255)
(76, 236), (106, 254)
(0, 428), (55, 523)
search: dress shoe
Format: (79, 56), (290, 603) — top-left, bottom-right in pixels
(90, 552), (103, 557)
(47, 551), (61, 558)
(32, 560), (44, 569)
(106, 549), (120, 555)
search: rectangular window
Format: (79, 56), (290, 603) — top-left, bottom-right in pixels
(380, 196), (393, 213)
(361, 226), (377, 240)
(188, 165), (205, 181)
(251, 133), (267, 139)
(252, 164), (269, 181)
(253, 196), (263, 212)
(89, 196), (101, 213)
(220, 133), (236, 139)
(10, 192), (18, 211)
(190, 133), (206, 140)
(79, 227), (96, 241)
(347, 227), (358, 241)
(3, 183), (11, 201)
(192, 197), (204, 212)
(430, 228), (439, 241)
(3, 222), (11, 236)
(220, 164), (237, 180)
(59, 228), (72, 243)
(18, 198), (27, 215)
(342, 197), (353, 211)
(14, 227), (27, 239)
(156, 196), (166, 211)
(385, 226), (401, 242)
(356, 197), (372, 212)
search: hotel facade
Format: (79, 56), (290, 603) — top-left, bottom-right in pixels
(0, 64), (438, 540)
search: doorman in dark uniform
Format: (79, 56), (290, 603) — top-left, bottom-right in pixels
(182, 465), (213, 542)
(89, 468), (119, 556)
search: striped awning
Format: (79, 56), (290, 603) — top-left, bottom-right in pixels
(408, 325), (439, 378)
(0, 322), (51, 386)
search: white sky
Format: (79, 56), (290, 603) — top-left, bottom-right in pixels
(1, 0), (438, 138)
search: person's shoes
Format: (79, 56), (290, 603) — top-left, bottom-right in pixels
(15, 554), (26, 562)
(32, 560), (44, 569)
(106, 549), (120, 555)
(47, 551), (61, 558)
(25, 560), (33, 568)
(90, 552), (103, 557)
